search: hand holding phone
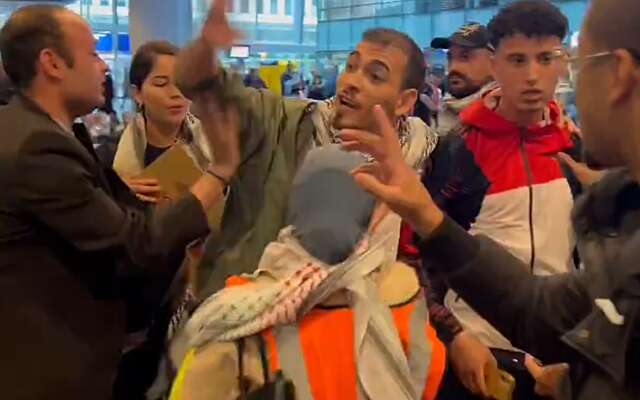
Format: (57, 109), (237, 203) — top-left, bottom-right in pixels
(486, 368), (516, 400)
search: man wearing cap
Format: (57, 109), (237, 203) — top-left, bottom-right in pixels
(420, 1), (583, 398)
(431, 22), (495, 137)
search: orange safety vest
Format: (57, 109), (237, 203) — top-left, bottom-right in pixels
(227, 276), (447, 400)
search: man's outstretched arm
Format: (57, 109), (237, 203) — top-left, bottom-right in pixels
(342, 105), (593, 364)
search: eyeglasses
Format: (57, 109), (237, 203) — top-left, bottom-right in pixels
(565, 48), (640, 84)
(566, 51), (615, 83)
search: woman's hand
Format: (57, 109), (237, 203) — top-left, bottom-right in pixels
(124, 177), (164, 203)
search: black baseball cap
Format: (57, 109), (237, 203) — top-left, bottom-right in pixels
(431, 22), (494, 51)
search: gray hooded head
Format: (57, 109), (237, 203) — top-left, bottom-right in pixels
(286, 145), (376, 265)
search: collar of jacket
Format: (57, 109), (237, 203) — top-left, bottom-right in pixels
(573, 168), (640, 238)
(113, 112), (203, 177)
(459, 88), (573, 145)
(14, 93), (77, 135)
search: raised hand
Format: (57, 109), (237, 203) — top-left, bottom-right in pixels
(194, 96), (241, 182)
(340, 105), (444, 238)
(174, 0), (241, 98)
(201, 0), (242, 49)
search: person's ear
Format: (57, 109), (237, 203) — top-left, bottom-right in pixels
(395, 88), (418, 118)
(608, 49), (639, 105)
(38, 49), (66, 81)
(131, 85), (143, 111)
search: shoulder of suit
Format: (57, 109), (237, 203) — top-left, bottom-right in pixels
(0, 99), (77, 158)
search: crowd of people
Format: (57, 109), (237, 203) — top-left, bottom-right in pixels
(235, 60), (338, 101)
(0, 0), (639, 399)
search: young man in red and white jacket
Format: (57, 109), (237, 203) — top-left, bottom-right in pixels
(422, 1), (582, 398)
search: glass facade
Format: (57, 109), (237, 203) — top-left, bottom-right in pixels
(317, 0), (588, 21)
(67, 0), (129, 32)
(193, 0), (318, 67)
(0, 0), (591, 104)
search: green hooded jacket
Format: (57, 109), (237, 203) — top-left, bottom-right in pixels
(191, 70), (436, 300)
(195, 71), (317, 299)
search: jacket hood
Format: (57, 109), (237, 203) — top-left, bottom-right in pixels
(460, 88), (573, 147)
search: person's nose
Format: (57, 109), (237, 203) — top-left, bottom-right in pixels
(525, 61), (541, 85)
(167, 83), (186, 100)
(99, 58), (108, 74)
(340, 70), (363, 93)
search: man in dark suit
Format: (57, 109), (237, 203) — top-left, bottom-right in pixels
(0, 5), (238, 399)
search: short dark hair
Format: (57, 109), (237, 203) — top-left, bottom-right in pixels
(129, 40), (180, 89)
(488, 0), (568, 50)
(0, 4), (74, 89)
(362, 28), (426, 92)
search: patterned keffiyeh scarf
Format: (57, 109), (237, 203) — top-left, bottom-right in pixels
(311, 97), (438, 172)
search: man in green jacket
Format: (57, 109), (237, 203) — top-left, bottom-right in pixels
(176, 0), (437, 299)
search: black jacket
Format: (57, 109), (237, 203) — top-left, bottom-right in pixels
(420, 168), (640, 400)
(0, 96), (209, 399)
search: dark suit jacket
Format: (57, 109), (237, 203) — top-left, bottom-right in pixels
(0, 96), (209, 399)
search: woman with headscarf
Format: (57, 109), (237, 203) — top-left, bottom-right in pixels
(169, 145), (447, 400)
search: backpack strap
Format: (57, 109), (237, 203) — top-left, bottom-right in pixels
(236, 335), (271, 399)
(258, 335), (271, 384)
(236, 338), (248, 399)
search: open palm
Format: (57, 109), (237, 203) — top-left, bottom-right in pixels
(174, 0), (242, 99)
(201, 0), (242, 49)
(340, 105), (443, 237)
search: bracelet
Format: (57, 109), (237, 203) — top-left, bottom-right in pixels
(206, 167), (230, 187)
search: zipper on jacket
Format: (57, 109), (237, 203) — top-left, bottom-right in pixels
(519, 128), (536, 272)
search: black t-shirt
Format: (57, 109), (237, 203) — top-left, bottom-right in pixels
(144, 144), (171, 167)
